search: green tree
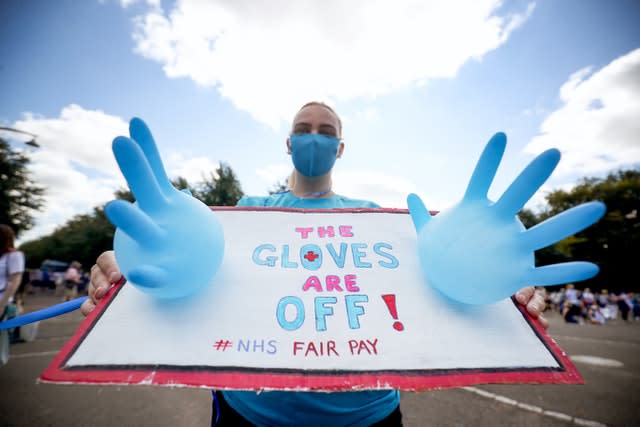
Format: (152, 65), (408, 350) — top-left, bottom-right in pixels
(113, 187), (134, 202)
(536, 169), (640, 292)
(171, 176), (196, 196)
(19, 207), (115, 269)
(194, 163), (244, 206)
(0, 138), (46, 236)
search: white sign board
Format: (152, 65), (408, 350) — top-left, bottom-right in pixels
(42, 208), (580, 391)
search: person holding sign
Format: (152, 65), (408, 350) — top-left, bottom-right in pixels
(82, 101), (598, 426)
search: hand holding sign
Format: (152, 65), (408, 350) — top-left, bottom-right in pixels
(407, 132), (605, 305)
(105, 118), (224, 299)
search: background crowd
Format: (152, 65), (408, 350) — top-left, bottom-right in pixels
(543, 285), (640, 325)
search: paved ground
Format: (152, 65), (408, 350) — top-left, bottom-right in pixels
(1, 292), (638, 426)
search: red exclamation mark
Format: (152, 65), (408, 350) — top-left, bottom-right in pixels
(382, 294), (404, 331)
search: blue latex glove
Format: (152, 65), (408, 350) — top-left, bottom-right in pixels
(105, 118), (224, 299)
(408, 132), (606, 305)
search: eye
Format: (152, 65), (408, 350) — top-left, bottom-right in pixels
(293, 124), (311, 135)
(318, 125), (337, 137)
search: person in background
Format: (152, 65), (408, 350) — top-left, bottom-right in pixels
(581, 287), (595, 311)
(597, 289), (614, 320)
(0, 224), (26, 343)
(561, 284), (582, 323)
(564, 284), (579, 306)
(563, 302), (583, 324)
(606, 289), (619, 320)
(63, 261), (82, 302)
(82, 102), (550, 427)
(616, 291), (632, 322)
(549, 290), (563, 314)
(586, 304), (606, 325)
(597, 289), (608, 308)
(631, 292), (640, 322)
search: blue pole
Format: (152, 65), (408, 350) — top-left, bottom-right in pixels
(0, 297), (88, 330)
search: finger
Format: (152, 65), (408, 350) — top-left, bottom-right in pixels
(494, 149), (560, 217)
(463, 133), (506, 202)
(514, 286), (534, 305)
(522, 202), (606, 250)
(80, 299), (95, 316)
(129, 118), (174, 196)
(128, 265), (169, 289)
(94, 283), (109, 300)
(526, 292), (546, 317)
(105, 200), (165, 247)
(527, 262), (599, 286)
(96, 251), (122, 284)
(112, 136), (167, 212)
(89, 265), (110, 302)
(407, 193), (431, 233)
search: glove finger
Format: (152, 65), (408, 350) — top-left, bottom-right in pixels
(407, 193), (431, 233)
(527, 261), (599, 286)
(112, 136), (168, 213)
(494, 149), (560, 217)
(463, 133), (506, 202)
(522, 202), (605, 250)
(129, 118), (175, 197)
(128, 265), (169, 289)
(105, 199), (165, 247)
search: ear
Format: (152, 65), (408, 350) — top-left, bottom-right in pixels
(337, 142), (345, 158)
(286, 138), (292, 154)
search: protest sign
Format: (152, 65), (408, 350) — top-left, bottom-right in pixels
(41, 207), (581, 391)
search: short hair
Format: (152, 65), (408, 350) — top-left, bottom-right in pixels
(294, 101), (343, 135)
(0, 224), (16, 256)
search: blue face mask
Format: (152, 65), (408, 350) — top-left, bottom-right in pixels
(289, 133), (340, 177)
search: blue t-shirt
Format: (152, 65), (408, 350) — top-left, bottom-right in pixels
(223, 191), (400, 426)
(237, 191), (380, 209)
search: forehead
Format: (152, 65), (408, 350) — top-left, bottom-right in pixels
(293, 105), (340, 128)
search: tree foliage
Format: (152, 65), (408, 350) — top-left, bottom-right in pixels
(522, 169), (640, 292)
(192, 163), (244, 206)
(0, 138), (46, 237)
(19, 207), (115, 269)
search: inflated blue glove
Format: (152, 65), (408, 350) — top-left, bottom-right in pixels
(105, 118), (224, 299)
(408, 132), (605, 305)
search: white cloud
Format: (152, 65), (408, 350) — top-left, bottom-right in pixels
(14, 105), (127, 177)
(164, 151), (220, 184)
(117, 0), (160, 9)
(353, 108), (380, 122)
(525, 48), (640, 177)
(333, 171), (420, 209)
(130, 0), (534, 128)
(13, 105), (129, 244)
(256, 163), (292, 188)
(10, 104), (236, 243)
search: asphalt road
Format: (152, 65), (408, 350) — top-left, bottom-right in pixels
(1, 292), (638, 426)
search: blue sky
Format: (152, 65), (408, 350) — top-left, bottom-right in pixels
(1, 0), (639, 243)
